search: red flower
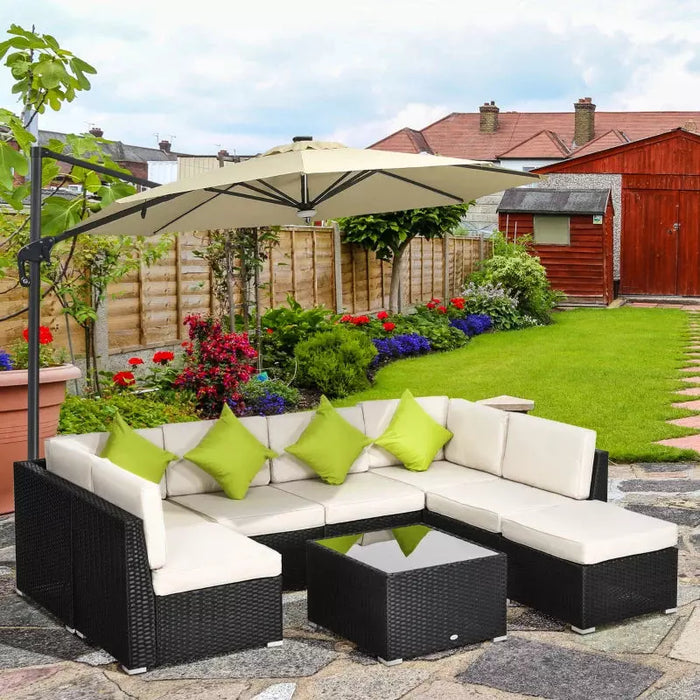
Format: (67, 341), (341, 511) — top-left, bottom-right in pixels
(266, 328), (273, 335)
(426, 302), (436, 310)
(112, 371), (135, 387)
(340, 314), (353, 323)
(351, 315), (370, 325)
(382, 322), (396, 332)
(128, 357), (144, 366)
(377, 310), (389, 320)
(437, 305), (447, 314)
(23, 326), (53, 345)
(450, 297), (465, 309)
(431, 298), (441, 304)
(153, 351), (175, 365)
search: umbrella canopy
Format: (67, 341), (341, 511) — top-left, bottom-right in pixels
(67, 139), (539, 237)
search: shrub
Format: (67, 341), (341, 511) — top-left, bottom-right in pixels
(450, 314), (493, 338)
(59, 393), (198, 434)
(238, 378), (300, 416)
(261, 295), (334, 379)
(174, 315), (258, 418)
(371, 333), (431, 365)
(393, 310), (469, 352)
(294, 326), (377, 398)
(460, 281), (523, 330)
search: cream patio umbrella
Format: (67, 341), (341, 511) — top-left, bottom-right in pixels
(21, 137), (538, 459)
(64, 138), (539, 237)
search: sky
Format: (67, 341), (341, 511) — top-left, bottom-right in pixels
(2, 0), (700, 155)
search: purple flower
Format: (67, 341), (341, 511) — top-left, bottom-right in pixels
(238, 390), (287, 416)
(0, 350), (13, 372)
(450, 314), (492, 338)
(371, 333), (431, 365)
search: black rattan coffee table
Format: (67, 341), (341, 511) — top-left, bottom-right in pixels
(306, 524), (507, 664)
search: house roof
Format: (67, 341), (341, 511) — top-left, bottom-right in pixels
(567, 129), (629, 157)
(370, 109), (700, 161)
(39, 130), (179, 162)
(497, 130), (570, 159)
(498, 188), (610, 215)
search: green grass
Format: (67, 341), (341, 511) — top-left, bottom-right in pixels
(337, 307), (698, 463)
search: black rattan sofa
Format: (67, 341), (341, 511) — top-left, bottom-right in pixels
(14, 396), (679, 672)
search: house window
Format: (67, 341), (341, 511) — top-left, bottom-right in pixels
(533, 215), (570, 245)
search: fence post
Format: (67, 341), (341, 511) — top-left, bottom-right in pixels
(442, 235), (450, 300)
(332, 222), (343, 313)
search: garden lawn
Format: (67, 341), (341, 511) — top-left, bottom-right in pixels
(338, 307), (698, 463)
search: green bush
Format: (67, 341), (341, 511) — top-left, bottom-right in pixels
(470, 232), (562, 323)
(238, 378), (300, 415)
(59, 392), (198, 434)
(261, 295), (334, 379)
(394, 311), (468, 352)
(294, 326), (377, 398)
(460, 281), (524, 330)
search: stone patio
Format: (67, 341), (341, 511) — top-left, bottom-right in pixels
(0, 462), (698, 699)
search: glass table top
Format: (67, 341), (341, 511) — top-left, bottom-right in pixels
(315, 525), (500, 574)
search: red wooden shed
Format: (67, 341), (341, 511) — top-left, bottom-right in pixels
(498, 189), (614, 304)
(533, 128), (700, 298)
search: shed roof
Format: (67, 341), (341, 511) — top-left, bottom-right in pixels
(498, 188), (610, 215)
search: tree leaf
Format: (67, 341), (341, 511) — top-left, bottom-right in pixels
(0, 142), (28, 187)
(41, 196), (84, 236)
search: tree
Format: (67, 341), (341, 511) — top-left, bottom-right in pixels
(337, 204), (472, 313)
(0, 24), (172, 393)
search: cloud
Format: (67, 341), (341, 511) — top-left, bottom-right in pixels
(2, 1), (699, 153)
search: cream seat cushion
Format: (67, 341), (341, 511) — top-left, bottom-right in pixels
(267, 406), (369, 483)
(426, 479), (573, 533)
(501, 500), (679, 565)
(501, 412), (596, 499)
(152, 520), (281, 596)
(374, 461), (497, 491)
(163, 417), (271, 496)
(272, 472), (425, 525)
(91, 455), (166, 569)
(170, 486), (325, 537)
(360, 396), (449, 468)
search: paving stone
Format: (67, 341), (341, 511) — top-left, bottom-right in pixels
(679, 366), (700, 373)
(0, 592), (61, 627)
(617, 479), (700, 493)
(457, 637), (662, 700)
(623, 503), (700, 527)
(507, 608), (566, 632)
(675, 387), (700, 396)
(0, 572), (15, 596)
(0, 519), (14, 548)
(0, 545), (15, 564)
(672, 399), (700, 410)
(17, 670), (130, 699)
(75, 649), (117, 666)
(0, 628), (92, 668)
(419, 644), (481, 661)
(638, 462), (696, 472)
(142, 638), (337, 680)
(306, 664), (431, 700)
(572, 612), (676, 653)
(405, 680), (531, 699)
(678, 583), (700, 607)
(668, 415), (700, 428)
(252, 682), (296, 699)
(655, 435), (700, 451)
(0, 665), (62, 697)
(670, 606), (700, 663)
(648, 671), (700, 699)
(283, 596), (308, 629)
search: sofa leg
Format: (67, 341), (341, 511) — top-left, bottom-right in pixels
(121, 666), (147, 675)
(267, 640), (283, 648)
(378, 656), (402, 666)
(664, 608), (678, 614)
(492, 635), (508, 642)
(75, 630), (86, 640)
(15, 588), (24, 597)
(64, 625), (76, 634)
(571, 625), (596, 635)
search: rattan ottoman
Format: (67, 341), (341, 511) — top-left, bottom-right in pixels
(306, 524), (507, 664)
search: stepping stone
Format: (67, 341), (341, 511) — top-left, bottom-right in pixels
(672, 399), (700, 411)
(675, 387), (700, 396)
(617, 479), (700, 493)
(679, 367), (700, 373)
(668, 415), (700, 428)
(623, 503), (700, 527)
(680, 376), (700, 384)
(648, 670), (700, 700)
(684, 358), (700, 365)
(456, 637), (661, 700)
(630, 303), (659, 307)
(572, 612), (676, 654)
(670, 606), (700, 663)
(655, 435), (700, 452)
(682, 304), (700, 310)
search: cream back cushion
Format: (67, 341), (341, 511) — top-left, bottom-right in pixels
(444, 399), (509, 475)
(91, 455), (166, 569)
(268, 406), (368, 483)
(361, 396), (449, 468)
(501, 412), (596, 499)
(45, 437), (94, 491)
(163, 417), (271, 497)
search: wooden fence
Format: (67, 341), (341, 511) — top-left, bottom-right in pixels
(0, 227), (489, 355)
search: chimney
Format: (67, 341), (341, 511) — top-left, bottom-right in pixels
(574, 97), (596, 146)
(479, 101), (499, 133)
(217, 149), (229, 158)
(158, 139), (171, 153)
(89, 126), (103, 138)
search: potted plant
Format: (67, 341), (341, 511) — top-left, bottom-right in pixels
(0, 326), (81, 513)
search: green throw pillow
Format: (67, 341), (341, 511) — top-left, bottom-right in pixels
(392, 525), (431, 557)
(285, 396), (373, 485)
(184, 404), (278, 500)
(374, 389), (452, 472)
(100, 412), (176, 484)
(319, 534), (362, 554)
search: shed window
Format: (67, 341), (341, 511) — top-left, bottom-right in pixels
(533, 215), (570, 245)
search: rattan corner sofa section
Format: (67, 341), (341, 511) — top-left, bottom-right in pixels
(14, 396), (679, 672)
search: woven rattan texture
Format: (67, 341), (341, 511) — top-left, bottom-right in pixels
(14, 461), (75, 625)
(590, 449), (609, 501)
(252, 528), (324, 590)
(155, 576), (282, 665)
(423, 511), (506, 552)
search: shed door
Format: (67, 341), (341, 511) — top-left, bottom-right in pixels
(621, 190), (679, 295)
(677, 192), (700, 296)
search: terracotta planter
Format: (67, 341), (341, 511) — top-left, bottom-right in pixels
(0, 364), (81, 514)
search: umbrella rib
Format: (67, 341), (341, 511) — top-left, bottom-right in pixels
(204, 188), (297, 208)
(152, 185), (238, 235)
(377, 170), (464, 203)
(311, 171), (376, 206)
(237, 181), (299, 207)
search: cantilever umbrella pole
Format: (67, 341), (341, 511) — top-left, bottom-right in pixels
(21, 145), (160, 460)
